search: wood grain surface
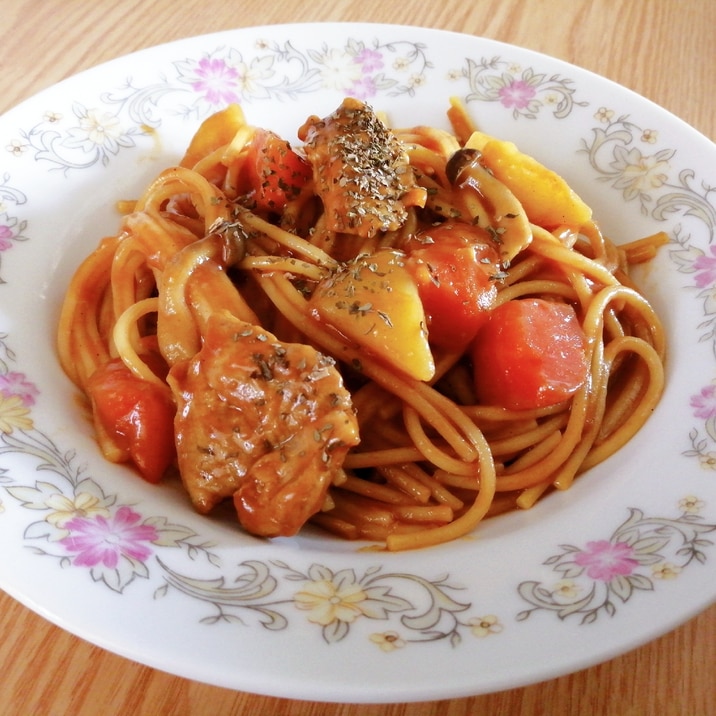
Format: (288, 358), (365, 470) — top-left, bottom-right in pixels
(0, 1), (714, 714)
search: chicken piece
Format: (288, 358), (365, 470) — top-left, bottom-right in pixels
(168, 311), (360, 538)
(298, 97), (426, 238)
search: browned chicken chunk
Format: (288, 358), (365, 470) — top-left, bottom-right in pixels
(168, 310), (360, 538)
(298, 97), (426, 238)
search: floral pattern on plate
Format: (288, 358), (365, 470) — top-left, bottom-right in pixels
(3, 40), (588, 175)
(159, 559), (504, 648)
(5, 38), (433, 174)
(0, 176), (28, 283)
(517, 497), (716, 624)
(457, 55), (587, 119)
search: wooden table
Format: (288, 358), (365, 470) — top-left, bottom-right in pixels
(1, 1), (714, 714)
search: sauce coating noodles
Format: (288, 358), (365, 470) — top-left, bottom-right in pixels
(57, 98), (666, 551)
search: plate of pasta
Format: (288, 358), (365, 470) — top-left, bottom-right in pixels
(1, 22), (715, 703)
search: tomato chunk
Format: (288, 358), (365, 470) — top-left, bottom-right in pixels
(243, 129), (312, 213)
(86, 359), (176, 483)
(404, 223), (500, 349)
(470, 298), (589, 410)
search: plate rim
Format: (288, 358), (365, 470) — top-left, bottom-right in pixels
(0, 21), (715, 703)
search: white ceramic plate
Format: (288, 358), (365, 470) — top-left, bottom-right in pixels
(1, 23), (715, 704)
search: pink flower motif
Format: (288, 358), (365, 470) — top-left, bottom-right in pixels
(693, 246), (716, 288)
(0, 225), (14, 251)
(349, 76), (379, 100)
(573, 540), (638, 581)
(0, 371), (39, 406)
(191, 57), (241, 105)
(60, 506), (158, 568)
(691, 384), (716, 420)
(354, 48), (383, 73)
(498, 79), (537, 109)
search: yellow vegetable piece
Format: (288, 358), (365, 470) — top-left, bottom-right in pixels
(180, 104), (246, 169)
(465, 131), (592, 230)
(309, 249), (435, 382)
(464, 130), (491, 151)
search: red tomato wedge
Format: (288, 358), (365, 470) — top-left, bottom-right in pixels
(470, 298), (589, 410)
(404, 223), (500, 349)
(243, 129), (312, 213)
(86, 359), (176, 483)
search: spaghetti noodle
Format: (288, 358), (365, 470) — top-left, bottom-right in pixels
(57, 98), (666, 551)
